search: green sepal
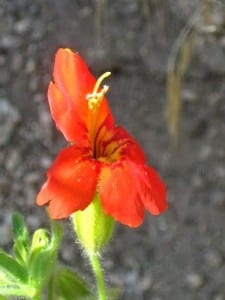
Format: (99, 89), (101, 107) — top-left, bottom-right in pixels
(12, 213), (30, 266)
(72, 193), (115, 253)
(52, 267), (93, 300)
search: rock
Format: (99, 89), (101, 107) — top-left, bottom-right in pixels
(14, 18), (30, 35)
(0, 211), (13, 245)
(198, 145), (212, 161)
(0, 99), (21, 146)
(5, 149), (21, 171)
(40, 156), (52, 169)
(139, 275), (153, 292)
(29, 76), (39, 92)
(214, 294), (225, 300)
(196, 39), (225, 74)
(31, 21), (45, 41)
(25, 59), (36, 74)
(11, 53), (23, 72)
(220, 36), (225, 49)
(0, 54), (6, 67)
(0, 223), (12, 245)
(168, 0), (199, 20)
(204, 250), (222, 269)
(1, 35), (20, 49)
(119, 0), (139, 15)
(26, 214), (40, 232)
(212, 190), (225, 207)
(0, 68), (10, 84)
(24, 172), (40, 185)
(185, 272), (204, 289)
(182, 89), (198, 103)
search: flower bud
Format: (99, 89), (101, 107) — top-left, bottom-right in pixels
(72, 193), (114, 254)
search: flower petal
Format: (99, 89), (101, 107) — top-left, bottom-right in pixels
(96, 125), (146, 164)
(49, 48), (114, 144)
(99, 160), (145, 227)
(48, 82), (87, 144)
(36, 145), (100, 219)
(140, 165), (167, 215)
(99, 159), (167, 227)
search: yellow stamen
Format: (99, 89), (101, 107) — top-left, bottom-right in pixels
(86, 71), (111, 111)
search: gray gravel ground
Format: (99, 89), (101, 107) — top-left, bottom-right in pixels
(0, 1), (225, 299)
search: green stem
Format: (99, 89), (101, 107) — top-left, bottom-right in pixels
(89, 253), (106, 300)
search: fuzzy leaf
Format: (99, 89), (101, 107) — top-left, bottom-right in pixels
(12, 213), (30, 265)
(28, 221), (63, 291)
(0, 250), (28, 284)
(12, 213), (29, 242)
(55, 268), (92, 299)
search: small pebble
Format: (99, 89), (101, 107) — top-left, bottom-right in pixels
(5, 149), (21, 171)
(11, 53), (23, 71)
(214, 294), (225, 300)
(25, 59), (36, 74)
(204, 250), (222, 269)
(14, 18), (30, 34)
(139, 275), (153, 292)
(24, 172), (40, 185)
(0, 99), (21, 146)
(186, 273), (204, 289)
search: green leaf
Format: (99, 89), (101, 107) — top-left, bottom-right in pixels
(13, 239), (29, 267)
(12, 213), (29, 242)
(54, 268), (92, 300)
(0, 250), (28, 284)
(0, 286), (35, 298)
(28, 222), (63, 291)
(12, 213), (30, 265)
(0, 250), (31, 298)
(0, 295), (8, 300)
(28, 247), (56, 291)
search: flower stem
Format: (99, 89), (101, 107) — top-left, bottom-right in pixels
(89, 253), (107, 300)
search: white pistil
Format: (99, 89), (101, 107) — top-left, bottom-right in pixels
(86, 72), (111, 111)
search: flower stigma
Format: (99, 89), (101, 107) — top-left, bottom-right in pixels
(86, 71), (111, 111)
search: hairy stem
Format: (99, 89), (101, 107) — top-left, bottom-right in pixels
(89, 253), (106, 300)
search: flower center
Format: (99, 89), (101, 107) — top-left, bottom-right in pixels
(86, 72), (111, 111)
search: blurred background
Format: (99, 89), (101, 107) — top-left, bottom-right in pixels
(0, 0), (225, 299)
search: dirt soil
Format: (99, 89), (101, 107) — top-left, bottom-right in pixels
(0, 1), (225, 299)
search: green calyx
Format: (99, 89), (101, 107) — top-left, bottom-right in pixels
(72, 193), (115, 254)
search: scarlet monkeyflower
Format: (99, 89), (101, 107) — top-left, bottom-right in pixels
(36, 48), (167, 227)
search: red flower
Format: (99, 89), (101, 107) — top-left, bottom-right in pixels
(36, 48), (167, 227)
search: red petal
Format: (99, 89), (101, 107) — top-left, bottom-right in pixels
(112, 126), (146, 163)
(49, 48), (113, 144)
(99, 160), (145, 227)
(140, 165), (167, 215)
(96, 125), (146, 164)
(48, 82), (87, 144)
(99, 160), (167, 227)
(36, 146), (99, 219)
